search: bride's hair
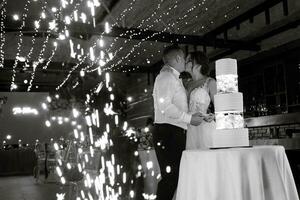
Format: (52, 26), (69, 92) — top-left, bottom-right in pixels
(190, 51), (210, 76)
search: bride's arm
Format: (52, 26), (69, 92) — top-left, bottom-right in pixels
(204, 78), (217, 122)
(208, 78), (217, 104)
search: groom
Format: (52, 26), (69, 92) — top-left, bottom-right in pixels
(152, 45), (203, 200)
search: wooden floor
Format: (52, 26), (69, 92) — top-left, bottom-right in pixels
(0, 175), (298, 200)
(0, 176), (68, 200)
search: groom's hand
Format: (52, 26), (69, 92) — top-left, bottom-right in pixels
(190, 113), (204, 126)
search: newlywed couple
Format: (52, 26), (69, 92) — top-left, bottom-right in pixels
(152, 45), (217, 200)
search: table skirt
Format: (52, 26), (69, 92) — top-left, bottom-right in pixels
(176, 146), (299, 200)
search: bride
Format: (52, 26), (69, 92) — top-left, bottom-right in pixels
(185, 51), (217, 149)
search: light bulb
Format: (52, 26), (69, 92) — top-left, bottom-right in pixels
(51, 7), (57, 12)
(99, 38), (104, 47)
(80, 70), (85, 77)
(59, 34), (66, 40)
(45, 120), (51, 127)
(13, 14), (19, 21)
(41, 12), (46, 19)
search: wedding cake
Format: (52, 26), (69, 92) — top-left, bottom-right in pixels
(211, 58), (249, 148)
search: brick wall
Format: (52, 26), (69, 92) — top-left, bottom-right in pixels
(249, 124), (300, 139)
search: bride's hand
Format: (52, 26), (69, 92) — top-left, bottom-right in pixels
(204, 113), (215, 122)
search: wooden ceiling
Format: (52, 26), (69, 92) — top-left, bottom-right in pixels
(0, 0), (300, 92)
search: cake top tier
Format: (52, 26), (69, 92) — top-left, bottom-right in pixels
(216, 58), (237, 76)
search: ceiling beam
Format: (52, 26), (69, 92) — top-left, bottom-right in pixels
(210, 17), (300, 61)
(0, 84), (58, 92)
(203, 0), (285, 38)
(239, 39), (300, 66)
(0, 59), (83, 73)
(251, 19), (300, 43)
(110, 64), (159, 73)
(5, 24), (260, 51)
(209, 49), (236, 61)
(101, 27), (260, 51)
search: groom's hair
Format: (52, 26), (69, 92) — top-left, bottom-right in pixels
(162, 45), (183, 64)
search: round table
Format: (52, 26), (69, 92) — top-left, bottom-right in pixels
(176, 146), (299, 200)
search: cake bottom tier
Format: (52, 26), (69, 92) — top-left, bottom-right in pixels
(210, 128), (249, 148)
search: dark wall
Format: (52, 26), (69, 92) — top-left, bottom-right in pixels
(239, 46), (300, 116)
(115, 72), (155, 128)
(0, 92), (72, 144)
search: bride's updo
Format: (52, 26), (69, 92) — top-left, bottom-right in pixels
(190, 51), (210, 76)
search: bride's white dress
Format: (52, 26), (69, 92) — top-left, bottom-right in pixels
(186, 78), (216, 149)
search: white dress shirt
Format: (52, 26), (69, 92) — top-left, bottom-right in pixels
(153, 65), (191, 130)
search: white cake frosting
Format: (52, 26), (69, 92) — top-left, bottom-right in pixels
(215, 58), (237, 76)
(211, 128), (249, 147)
(211, 58), (249, 148)
(214, 93), (243, 112)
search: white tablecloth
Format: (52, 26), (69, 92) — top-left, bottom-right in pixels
(176, 146), (299, 200)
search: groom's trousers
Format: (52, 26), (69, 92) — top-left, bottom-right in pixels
(153, 123), (186, 200)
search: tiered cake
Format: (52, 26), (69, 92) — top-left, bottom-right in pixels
(211, 58), (249, 148)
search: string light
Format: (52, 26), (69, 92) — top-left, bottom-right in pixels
(127, 96), (133, 102)
(80, 12), (87, 23)
(106, 0), (207, 72)
(12, 14), (19, 21)
(0, 0), (7, 68)
(41, 12), (46, 19)
(65, 16), (71, 24)
(10, 0), (32, 90)
(56, 193), (65, 200)
(41, 102), (47, 110)
(21, 0), (57, 78)
(56, 56), (87, 90)
(80, 70), (85, 77)
(61, 0), (68, 8)
(1, 1), (215, 198)
(43, 42), (58, 70)
(105, 0), (175, 71)
(99, 37), (104, 47)
(11, 83), (18, 90)
(45, 120), (51, 127)
(7, 0), (207, 92)
(105, 22), (111, 33)
(59, 34), (66, 40)
(24, 1), (49, 91)
(49, 20), (58, 30)
(56, 0), (144, 87)
(42, 0), (82, 74)
(70, 0), (138, 75)
(51, 7), (57, 12)
(103, 0), (165, 70)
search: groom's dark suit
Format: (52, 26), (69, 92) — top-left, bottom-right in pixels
(153, 65), (191, 200)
